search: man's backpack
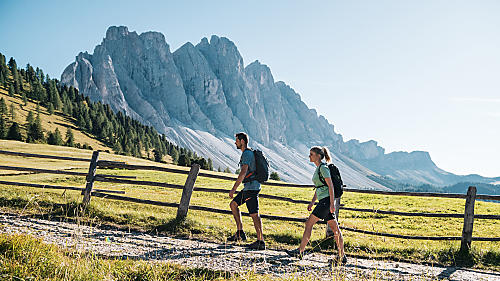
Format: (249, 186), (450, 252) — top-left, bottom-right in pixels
(243, 149), (269, 183)
(318, 163), (344, 198)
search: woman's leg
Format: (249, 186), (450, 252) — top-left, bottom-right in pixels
(326, 218), (345, 257)
(299, 214), (321, 252)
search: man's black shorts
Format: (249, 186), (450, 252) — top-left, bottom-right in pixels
(233, 190), (260, 214)
(312, 197), (336, 221)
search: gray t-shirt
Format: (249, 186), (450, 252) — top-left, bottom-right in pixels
(239, 149), (261, 191)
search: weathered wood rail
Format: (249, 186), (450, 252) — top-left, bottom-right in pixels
(0, 149), (499, 252)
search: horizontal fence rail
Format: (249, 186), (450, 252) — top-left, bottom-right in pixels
(0, 180), (125, 194)
(0, 149), (499, 250)
(0, 149), (125, 166)
(0, 165), (137, 179)
(89, 191), (500, 242)
(97, 161), (500, 201)
(93, 175), (500, 220)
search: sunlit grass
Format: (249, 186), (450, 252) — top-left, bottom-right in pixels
(0, 141), (499, 270)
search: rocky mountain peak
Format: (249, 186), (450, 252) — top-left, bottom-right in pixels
(105, 26), (130, 40)
(61, 26), (497, 187)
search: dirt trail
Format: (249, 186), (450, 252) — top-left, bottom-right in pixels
(0, 214), (498, 280)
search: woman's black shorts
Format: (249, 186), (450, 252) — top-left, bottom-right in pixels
(232, 190), (260, 214)
(312, 197), (336, 221)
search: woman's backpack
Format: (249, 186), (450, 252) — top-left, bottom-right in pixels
(318, 163), (344, 198)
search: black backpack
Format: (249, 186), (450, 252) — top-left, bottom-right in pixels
(243, 149), (269, 183)
(318, 163), (344, 198)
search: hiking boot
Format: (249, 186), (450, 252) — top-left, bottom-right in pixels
(227, 230), (247, 242)
(328, 255), (348, 266)
(285, 248), (305, 259)
(247, 240), (266, 250)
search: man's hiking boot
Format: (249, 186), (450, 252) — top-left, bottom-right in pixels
(285, 248), (305, 259)
(247, 240), (266, 250)
(227, 230), (247, 242)
(328, 255), (348, 266)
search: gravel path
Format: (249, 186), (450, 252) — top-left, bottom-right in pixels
(0, 213), (498, 280)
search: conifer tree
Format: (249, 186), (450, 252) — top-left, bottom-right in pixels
(26, 111), (34, 125)
(8, 85), (14, 97)
(6, 122), (22, 141)
(0, 116), (6, 138)
(27, 112), (44, 142)
(65, 127), (74, 147)
(9, 103), (16, 121)
(0, 98), (6, 116)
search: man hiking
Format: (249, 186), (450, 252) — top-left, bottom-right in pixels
(228, 132), (265, 250)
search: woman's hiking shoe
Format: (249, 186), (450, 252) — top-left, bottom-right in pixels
(227, 230), (247, 242)
(328, 255), (348, 266)
(247, 240), (266, 250)
(285, 248), (305, 259)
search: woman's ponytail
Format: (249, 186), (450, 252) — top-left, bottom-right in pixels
(322, 147), (331, 163)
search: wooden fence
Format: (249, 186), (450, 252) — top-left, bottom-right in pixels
(0, 149), (499, 253)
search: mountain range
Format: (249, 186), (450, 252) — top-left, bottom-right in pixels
(61, 26), (499, 190)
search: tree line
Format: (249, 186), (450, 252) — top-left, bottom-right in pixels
(0, 52), (214, 171)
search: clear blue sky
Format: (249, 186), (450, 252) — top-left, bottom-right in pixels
(1, 0), (499, 177)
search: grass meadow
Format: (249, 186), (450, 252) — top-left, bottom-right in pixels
(0, 140), (499, 271)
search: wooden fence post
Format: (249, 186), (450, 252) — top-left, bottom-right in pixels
(460, 186), (477, 252)
(82, 151), (100, 207)
(176, 164), (200, 220)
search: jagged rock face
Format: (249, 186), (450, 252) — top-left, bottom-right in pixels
(172, 42), (243, 135)
(196, 36), (270, 145)
(61, 26), (497, 187)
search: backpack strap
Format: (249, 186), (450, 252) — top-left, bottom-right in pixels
(316, 163), (328, 189)
(242, 148), (256, 182)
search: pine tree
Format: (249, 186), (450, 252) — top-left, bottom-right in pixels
(27, 113), (44, 142)
(9, 103), (16, 121)
(217, 167), (222, 173)
(170, 147), (179, 164)
(6, 122), (22, 141)
(270, 171), (280, 181)
(224, 167), (231, 174)
(207, 158), (213, 171)
(26, 111), (34, 125)
(178, 154), (191, 167)
(22, 91), (27, 105)
(0, 116), (6, 138)
(0, 98), (6, 116)
(48, 103), (54, 115)
(8, 85), (14, 97)
(47, 128), (63, 145)
(153, 148), (163, 162)
(65, 127), (74, 147)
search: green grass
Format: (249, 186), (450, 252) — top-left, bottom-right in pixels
(0, 141), (499, 271)
(0, 233), (260, 281)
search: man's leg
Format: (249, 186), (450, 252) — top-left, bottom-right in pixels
(230, 200), (243, 230)
(326, 218), (345, 258)
(249, 213), (263, 241)
(326, 197), (341, 237)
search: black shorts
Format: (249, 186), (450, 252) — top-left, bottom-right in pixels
(232, 190), (260, 214)
(312, 197), (336, 221)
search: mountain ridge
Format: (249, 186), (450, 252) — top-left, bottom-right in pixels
(61, 26), (499, 188)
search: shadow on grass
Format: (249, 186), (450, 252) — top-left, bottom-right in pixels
(154, 217), (203, 236)
(265, 232), (301, 245)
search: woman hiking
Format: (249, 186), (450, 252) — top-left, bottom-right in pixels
(286, 146), (347, 265)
